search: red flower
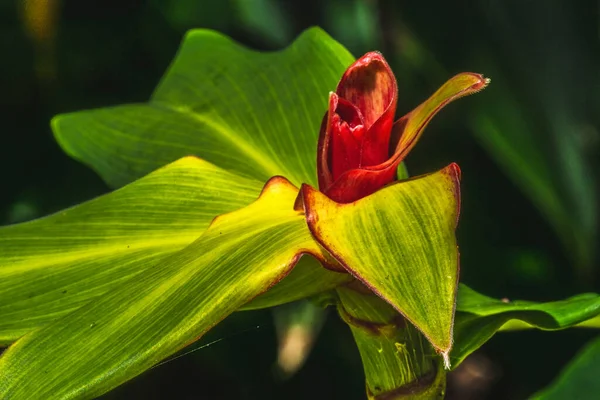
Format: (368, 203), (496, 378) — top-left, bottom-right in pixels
(317, 52), (489, 203)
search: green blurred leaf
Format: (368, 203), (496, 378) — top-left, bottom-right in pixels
(273, 299), (327, 378)
(233, 0), (292, 46)
(324, 0), (380, 55)
(0, 157), (263, 344)
(336, 286), (445, 399)
(53, 27), (354, 189)
(468, 73), (597, 275)
(151, 0), (233, 32)
(453, 284), (600, 367)
(302, 164), (461, 362)
(0, 176), (329, 399)
(531, 335), (600, 399)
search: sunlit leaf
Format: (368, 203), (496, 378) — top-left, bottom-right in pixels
(302, 164), (461, 363)
(0, 157), (263, 344)
(0, 176), (328, 399)
(53, 27), (354, 189)
(241, 255), (349, 311)
(453, 284), (600, 367)
(0, 157), (346, 345)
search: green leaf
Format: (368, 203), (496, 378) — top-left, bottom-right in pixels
(0, 156), (346, 345)
(531, 335), (600, 399)
(241, 255), (350, 311)
(336, 285), (445, 399)
(0, 176), (328, 399)
(53, 27), (355, 189)
(453, 284), (600, 367)
(0, 157), (263, 344)
(301, 164), (461, 364)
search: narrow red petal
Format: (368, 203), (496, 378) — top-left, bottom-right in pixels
(316, 111), (332, 192)
(329, 114), (363, 180)
(317, 93), (365, 191)
(359, 103), (396, 167)
(329, 96), (364, 180)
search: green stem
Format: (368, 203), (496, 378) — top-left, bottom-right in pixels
(337, 284), (445, 399)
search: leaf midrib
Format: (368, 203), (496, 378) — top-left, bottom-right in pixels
(0, 234), (198, 277)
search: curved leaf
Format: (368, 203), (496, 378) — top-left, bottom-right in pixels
(452, 284), (600, 367)
(0, 157), (263, 344)
(0, 156), (346, 345)
(53, 27), (355, 188)
(241, 255), (350, 311)
(301, 164), (461, 364)
(0, 177), (328, 399)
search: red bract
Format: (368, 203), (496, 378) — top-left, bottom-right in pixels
(317, 52), (489, 203)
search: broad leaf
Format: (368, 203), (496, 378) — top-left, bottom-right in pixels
(452, 284), (600, 367)
(531, 335), (600, 399)
(0, 177), (327, 399)
(301, 164), (461, 364)
(0, 157), (345, 345)
(0, 157), (263, 344)
(53, 27), (355, 189)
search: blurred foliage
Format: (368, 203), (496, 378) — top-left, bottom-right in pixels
(532, 335), (600, 399)
(2, 0), (599, 398)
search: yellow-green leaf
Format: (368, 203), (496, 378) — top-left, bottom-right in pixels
(0, 157), (345, 345)
(0, 157), (263, 344)
(53, 27), (355, 189)
(0, 176), (328, 399)
(241, 255), (350, 311)
(301, 164), (461, 365)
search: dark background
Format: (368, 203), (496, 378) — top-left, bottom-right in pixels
(1, 0), (599, 399)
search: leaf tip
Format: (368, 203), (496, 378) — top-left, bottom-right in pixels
(455, 72), (491, 96)
(441, 351), (451, 370)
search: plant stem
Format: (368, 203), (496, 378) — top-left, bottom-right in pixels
(337, 284), (445, 399)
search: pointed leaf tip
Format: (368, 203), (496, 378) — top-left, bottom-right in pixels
(442, 351), (451, 370)
(304, 167), (461, 354)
